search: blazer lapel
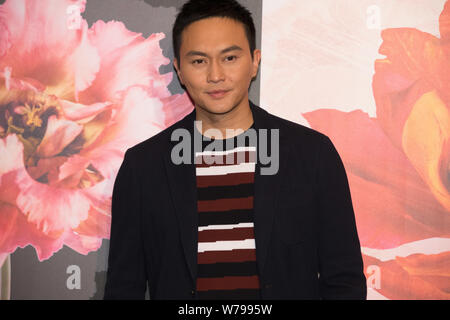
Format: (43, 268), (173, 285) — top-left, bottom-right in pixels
(163, 103), (290, 285)
(251, 103), (290, 278)
(163, 109), (199, 284)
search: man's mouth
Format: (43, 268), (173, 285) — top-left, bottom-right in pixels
(206, 89), (231, 99)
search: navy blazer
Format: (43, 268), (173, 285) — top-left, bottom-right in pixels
(104, 102), (366, 300)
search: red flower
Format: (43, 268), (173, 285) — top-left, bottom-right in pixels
(303, 1), (450, 299)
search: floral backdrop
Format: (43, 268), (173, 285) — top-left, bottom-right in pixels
(0, 0), (194, 299)
(261, 0), (449, 299)
(0, 0), (261, 300)
(0, 0), (448, 300)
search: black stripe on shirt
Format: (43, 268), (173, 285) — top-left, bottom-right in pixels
(198, 261), (259, 278)
(197, 183), (254, 201)
(198, 209), (254, 227)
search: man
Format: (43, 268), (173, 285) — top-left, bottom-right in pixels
(104, 0), (366, 300)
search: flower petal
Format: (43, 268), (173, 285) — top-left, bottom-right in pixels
(0, 200), (67, 261)
(0, 135), (108, 261)
(63, 230), (103, 256)
(0, 0), (89, 91)
(364, 253), (450, 299)
(402, 90), (450, 211)
(59, 99), (112, 122)
(0, 203), (21, 252)
(80, 86), (171, 179)
(36, 115), (83, 158)
(73, 205), (110, 239)
(68, 21), (101, 99)
(0, 134), (24, 175)
(0, 19), (11, 59)
(162, 92), (194, 128)
(57, 154), (90, 183)
(304, 109), (449, 248)
(439, 0), (450, 53)
(350, 172), (440, 248)
(81, 22), (171, 102)
(373, 27), (445, 148)
(26, 156), (68, 184)
(15, 168), (91, 233)
(438, 1), (450, 106)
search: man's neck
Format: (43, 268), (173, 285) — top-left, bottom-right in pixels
(195, 100), (254, 139)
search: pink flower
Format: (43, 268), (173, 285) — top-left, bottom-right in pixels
(0, 0), (193, 261)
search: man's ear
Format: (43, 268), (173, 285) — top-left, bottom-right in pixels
(173, 58), (184, 85)
(251, 49), (261, 79)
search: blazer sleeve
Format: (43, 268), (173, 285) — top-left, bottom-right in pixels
(104, 149), (147, 300)
(316, 135), (367, 300)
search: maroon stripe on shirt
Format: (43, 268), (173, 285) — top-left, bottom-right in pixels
(197, 275), (260, 291)
(197, 196), (254, 212)
(198, 227), (255, 242)
(196, 172), (254, 188)
(198, 249), (257, 264)
(195, 151), (256, 167)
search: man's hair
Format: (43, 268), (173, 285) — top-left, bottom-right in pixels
(172, 0), (256, 63)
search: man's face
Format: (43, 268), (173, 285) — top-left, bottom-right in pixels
(174, 17), (261, 115)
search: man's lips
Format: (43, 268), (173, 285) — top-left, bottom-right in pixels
(206, 89), (231, 99)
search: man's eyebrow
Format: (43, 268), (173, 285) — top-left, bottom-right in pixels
(185, 50), (208, 57)
(220, 45), (243, 54)
(185, 45), (243, 57)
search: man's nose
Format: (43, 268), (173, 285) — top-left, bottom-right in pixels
(207, 60), (225, 83)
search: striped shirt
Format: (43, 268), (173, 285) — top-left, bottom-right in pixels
(195, 123), (261, 300)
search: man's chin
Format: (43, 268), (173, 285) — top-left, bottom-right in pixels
(197, 103), (237, 115)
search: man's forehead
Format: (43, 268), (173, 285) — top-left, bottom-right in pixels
(182, 17), (247, 39)
(180, 17), (249, 54)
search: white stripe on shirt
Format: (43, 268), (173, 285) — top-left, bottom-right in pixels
(198, 223), (254, 232)
(198, 239), (256, 253)
(195, 146), (256, 157)
(196, 162), (255, 176)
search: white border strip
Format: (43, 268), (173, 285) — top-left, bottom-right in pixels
(361, 238), (450, 262)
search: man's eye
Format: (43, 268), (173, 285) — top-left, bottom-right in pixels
(225, 56), (237, 62)
(192, 59), (205, 65)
